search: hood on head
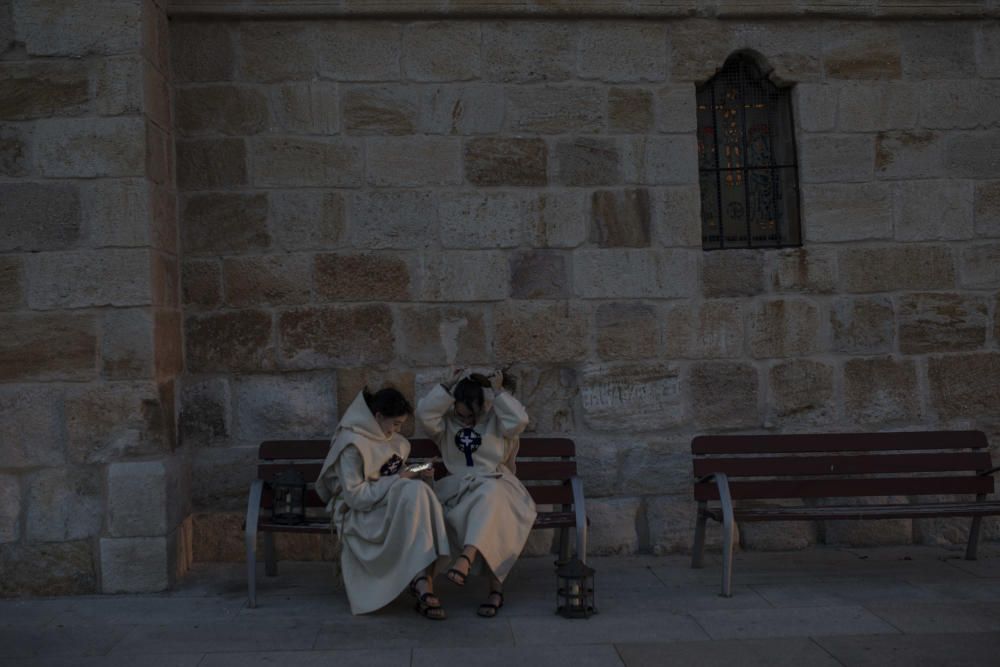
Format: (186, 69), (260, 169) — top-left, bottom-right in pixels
(337, 391), (387, 441)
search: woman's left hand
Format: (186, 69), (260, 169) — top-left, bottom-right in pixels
(488, 370), (504, 391)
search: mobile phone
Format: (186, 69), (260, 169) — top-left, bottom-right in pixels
(405, 461), (433, 473)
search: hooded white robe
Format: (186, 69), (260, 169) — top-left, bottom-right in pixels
(315, 391), (450, 615)
(415, 383), (537, 583)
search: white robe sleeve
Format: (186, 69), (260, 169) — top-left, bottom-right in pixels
(336, 446), (398, 512)
(492, 390), (529, 439)
(416, 384), (454, 439)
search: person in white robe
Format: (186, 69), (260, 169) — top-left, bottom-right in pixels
(315, 387), (451, 619)
(415, 370), (537, 618)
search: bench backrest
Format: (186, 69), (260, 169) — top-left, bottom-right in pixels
(257, 437), (578, 511)
(692, 431), (994, 502)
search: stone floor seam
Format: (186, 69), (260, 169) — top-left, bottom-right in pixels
(809, 635), (850, 667)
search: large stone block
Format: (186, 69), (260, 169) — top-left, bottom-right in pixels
(580, 363), (684, 432)
(617, 439), (690, 496)
(80, 179), (149, 249)
(578, 21), (667, 82)
(35, 117), (144, 178)
(591, 189), (650, 247)
(690, 362), (759, 429)
(191, 446), (258, 511)
(464, 137), (547, 186)
(181, 192), (269, 255)
(839, 245), (955, 293)
(844, 357), (920, 425)
(0, 312), (96, 381)
(961, 244), (1000, 288)
(342, 85), (420, 135)
(268, 81), (338, 134)
(609, 87), (654, 133)
(186, 310), (275, 373)
(108, 461), (169, 537)
(0, 61), (89, 120)
(837, 82), (918, 132)
(175, 85), (268, 137)
(894, 181), (974, 241)
(928, 353), (1000, 422)
(367, 137), (462, 186)
(170, 20), (235, 82)
(769, 247), (836, 294)
(0, 124), (30, 176)
(899, 293), (989, 354)
(595, 302), (659, 360)
(733, 22), (823, 82)
(656, 84), (697, 134)
(875, 130), (946, 180)
(14, 0), (140, 56)
(396, 305), (488, 366)
(100, 536), (170, 593)
(823, 22), (903, 79)
(802, 183), (892, 242)
(622, 136), (698, 185)
(252, 137), (363, 188)
(574, 249), (696, 298)
(654, 185), (702, 248)
(481, 21), (575, 83)
(504, 365), (579, 434)
(793, 84), (838, 132)
(403, 21), (480, 81)
(233, 373), (337, 445)
(182, 260), (221, 309)
(420, 84), (505, 135)
(180, 377), (230, 447)
(944, 132), (1000, 178)
(0, 540), (96, 596)
(316, 252), (411, 302)
(317, 21), (401, 81)
(0, 386), (64, 469)
(975, 181), (1000, 237)
(24, 467), (102, 541)
(740, 506), (816, 551)
(65, 381), (173, 464)
(980, 22), (1000, 78)
(702, 249), (765, 297)
(145, 120), (172, 187)
(505, 85), (603, 134)
(509, 250), (569, 300)
(0, 474), (19, 543)
(494, 301), (588, 363)
(664, 300), (745, 359)
(900, 22), (976, 79)
(349, 190), (436, 250)
(176, 138), (248, 190)
(646, 495), (726, 555)
(748, 299), (820, 359)
(239, 21), (315, 82)
(586, 497), (641, 556)
(419, 251), (508, 302)
(440, 192), (527, 249)
(530, 192), (588, 248)
(799, 135), (874, 184)
(668, 19), (733, 82)
(554, 138), (620, 186)
(919, 80), (1000, 130)
(830, 297), (895, 355)
(26, 249), (151, 310)
(268, 190), (344, 252)
(767, 359), (836, 427)
(823, 498), (913, 547)
(279, 305), (394, 368)
(223, 255), (312, 307)
(568, 436), (622, 498)
(0, 256), (21, 310)
(101, 308), (153, 379)
(0, 182), (80, 251)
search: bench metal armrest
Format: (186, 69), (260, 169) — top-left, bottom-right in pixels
(245, 479), (264, 554)
(569, 475), (588, 564)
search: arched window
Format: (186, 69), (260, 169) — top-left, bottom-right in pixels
(697, 54), (801, 250)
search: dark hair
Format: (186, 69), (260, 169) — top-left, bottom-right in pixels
(363, 387), (412, 418)
(453, 375), (489, 413)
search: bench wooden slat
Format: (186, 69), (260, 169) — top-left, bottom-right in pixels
(694, 475), (994, 501)
(514, 461), (577, 479)
(261, 487), (326, 509)
(693, 452), (994, 478)
(259, 462), (324, 482)
(692, 431), (988, 455)
(720, 501), (1000, 522)
(259, 440), (329, 459)
(527, 484), (574, 505)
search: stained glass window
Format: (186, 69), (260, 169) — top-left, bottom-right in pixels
(697, 54), (801, 250)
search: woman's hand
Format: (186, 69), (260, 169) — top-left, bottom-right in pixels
(442, 367), (465, 392)
(488, 370), (504, 391)
(399, 468), (434, 481)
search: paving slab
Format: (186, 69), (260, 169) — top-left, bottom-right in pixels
(0, 599), (65, 627)
(750, 581), (943, 607)
(509, 611), (709, 645)
(0, 625), (130, 659)
(413, 644), (626, 667)
(0, 655), (203, 667)
(314, 614), (515, 649)
(691, 605), (899, 640)
(109, 618), (322, 654)
(615, 637), (842, 667)
(815, 631), (1000, 667)
(47, 595), (246, 625)
(197, 649), (411, 667)
(913, 580), (1000, 602)
(864, 601), (1000, 634)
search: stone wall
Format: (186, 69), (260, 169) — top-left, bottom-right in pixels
(0, 0), (188, 594)
(171, 12), (1000, 559)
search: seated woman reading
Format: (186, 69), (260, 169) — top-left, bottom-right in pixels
(315, 387), (451, 619)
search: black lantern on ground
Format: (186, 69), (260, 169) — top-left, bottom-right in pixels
(556, 557), (597, 618)
(271, 468), (306, 525)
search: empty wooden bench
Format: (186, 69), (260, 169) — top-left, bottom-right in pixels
(691, 430), (1000, 597)
(245, 437), (588, 607)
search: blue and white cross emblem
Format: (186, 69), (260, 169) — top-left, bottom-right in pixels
(454, 428), (482, 467)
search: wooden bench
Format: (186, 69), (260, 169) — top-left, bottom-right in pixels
(245, 437), (587, 607)
(691, 430), (1000, 597)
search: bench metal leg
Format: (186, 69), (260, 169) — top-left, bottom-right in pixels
(570, 477), (588, 565)
(715, 473), (736, 598)
(557, 527), (570, 564)
(245, 480), (263, 608)
(966, 494), (987, 560)
(264, 531), (277, 577)
(691, 501), (708, 569)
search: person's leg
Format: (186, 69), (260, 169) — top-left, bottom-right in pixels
(477, 573), (504, 618)
(411, 566), (446, 620)
(447, 544), (478, 585)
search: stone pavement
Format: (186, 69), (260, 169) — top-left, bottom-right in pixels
(2, 545), (1000, 666)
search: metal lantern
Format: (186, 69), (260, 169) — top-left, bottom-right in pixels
(556, 557), (597, 619)
(270, 468), (306, 525)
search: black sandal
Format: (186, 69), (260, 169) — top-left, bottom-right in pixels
(446, 554), (472, 587)
(409, 576), (446, 621)
(477, 590), (504, 618)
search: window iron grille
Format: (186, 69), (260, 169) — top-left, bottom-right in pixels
(697, 54), (802, 250)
